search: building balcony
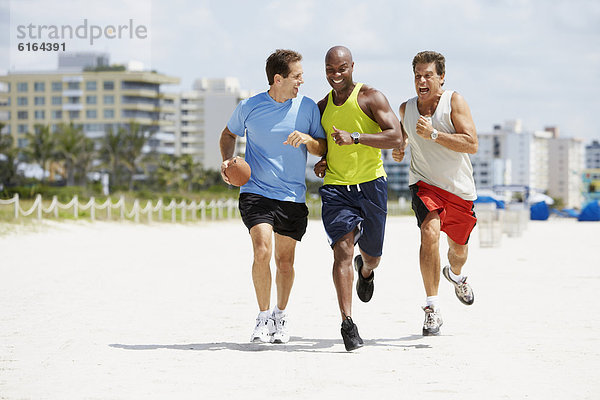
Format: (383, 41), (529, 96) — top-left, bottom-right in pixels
(62, 103), (84, 111)
(121, 89), (160, 98)
(63, 89), (83, 97)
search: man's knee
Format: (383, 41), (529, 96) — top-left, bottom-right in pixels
(253, 242), (272, 264)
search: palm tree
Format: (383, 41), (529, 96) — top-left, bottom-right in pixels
(121, 122), (149, 190)
(99, 126), (127, 190)
(179, 154), (205, 192)
(0, 124), (20, 189)
(24, 124), (55, 184)
(54, 122), (94, 186)
(156, 154), (182, 191)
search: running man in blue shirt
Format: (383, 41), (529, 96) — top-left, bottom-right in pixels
(219, 49), (326, 344)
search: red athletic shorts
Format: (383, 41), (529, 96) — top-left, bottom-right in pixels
(410, 181), (477, 245)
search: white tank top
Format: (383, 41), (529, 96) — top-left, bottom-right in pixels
(404, 90), (476, 200)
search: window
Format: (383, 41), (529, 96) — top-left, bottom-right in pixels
(17, 97), (28, 106)
(67, 82), (80, 90)
(52, 96), (62, 105)
(17, 82), (28, 92)
(52, 110), (62, 119)
(17, 111), (28, 119)
(103, 81), (114, 90)
(68, 110), (80, 119)
(34, 96), (45, 105)
(52, 81), (62, 91)
(86, 95), (97, 104)
(103, 109), (114, 118)
(34, 82), (45, 92)
(86, 110), (97, 119)
(103, 95), (114, 104)
(18, 138), (29, 148)
(86, 81), (97, 91)
(1, 124), (10, 134)
(34, 110), (45, 119)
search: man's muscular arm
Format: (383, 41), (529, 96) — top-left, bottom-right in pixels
(415, 92), (478, 154)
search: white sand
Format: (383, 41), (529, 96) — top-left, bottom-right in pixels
(0, 217), (598, 399)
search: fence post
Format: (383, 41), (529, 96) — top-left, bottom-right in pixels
(171, 201), (176, 223)
(181, 200), (186, 223)
(120, 196), (125, 220)
(148, 201), (153, 223)
(53, 195), (58, 218)
(90, 196), (95, 221)
(190, 200), (197, 221)
(158, 198), (163, 221)
(107, 198), (112, 220)
(36, 194), (42, 220)
(14, 193), (19, 219)
(73, 195), (78, 219)
(200, 200), (206, 221)
(133, 200), (140, 223)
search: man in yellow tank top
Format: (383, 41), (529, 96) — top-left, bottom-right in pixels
(313, 46), (404, 351)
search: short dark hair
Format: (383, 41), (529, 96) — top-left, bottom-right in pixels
(266, 49), (303, 85)
(412, 51), (446, 76)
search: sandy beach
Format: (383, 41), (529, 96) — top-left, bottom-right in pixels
(0, 216), (598, 399)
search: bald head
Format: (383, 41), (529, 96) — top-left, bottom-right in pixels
(325, 46), (353, 64)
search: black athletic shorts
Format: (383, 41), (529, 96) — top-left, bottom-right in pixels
(238, 193), (309, 241)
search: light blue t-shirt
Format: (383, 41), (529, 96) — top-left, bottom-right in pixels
(227, 92), (325, 203)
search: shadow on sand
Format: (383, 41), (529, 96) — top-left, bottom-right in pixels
(110, 335), (430, 354)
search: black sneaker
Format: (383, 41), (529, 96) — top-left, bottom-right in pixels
(354, 255), (374, 302)
(340, 316), (364, 351)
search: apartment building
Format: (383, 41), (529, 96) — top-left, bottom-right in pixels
(173, 78), (249, 170)
(0, 52), (179, 155)
(586, 140), (600, 169)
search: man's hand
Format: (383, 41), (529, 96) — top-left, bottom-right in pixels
(331, 126), (353, 146)
(313, 158), (327, 178)
(220, 158), (233, 184)
(416, 116), (435, 140)
(284, 130), (311, 148)
(392, 147), (405, 162)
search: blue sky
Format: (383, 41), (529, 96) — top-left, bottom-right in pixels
(1, 0), (599, 141)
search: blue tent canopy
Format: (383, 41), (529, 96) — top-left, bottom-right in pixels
(530, 201), (549, 221)
(474, 196), (505, 209)
(578, 201), (600, 222)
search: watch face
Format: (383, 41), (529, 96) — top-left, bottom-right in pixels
(351, 132), (360, 143)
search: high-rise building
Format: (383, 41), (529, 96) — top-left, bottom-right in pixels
(586, 140), (600, 169)
(0, 52), (179, 155)
(548, 136), (584, 208)
(172, 78), (249, 170)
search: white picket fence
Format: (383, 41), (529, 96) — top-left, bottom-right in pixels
(0, 194), (239, 223)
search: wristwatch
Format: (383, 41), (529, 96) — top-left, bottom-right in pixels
(430, 129), (439, 141)
(351, 131), (361, 144)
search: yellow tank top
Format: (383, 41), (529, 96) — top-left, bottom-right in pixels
(321, 83), (386, 185)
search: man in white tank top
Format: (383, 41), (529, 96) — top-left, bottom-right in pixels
(393, 51), (478, 336)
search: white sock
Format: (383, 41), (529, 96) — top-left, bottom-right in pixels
(273, 305), (286, 317)
(426, 296), (439, 309)
(258, 310), (270, 320)
(449, 267), (464, 283)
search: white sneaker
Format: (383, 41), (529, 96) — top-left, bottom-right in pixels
(270, 312), (290, 344)
(422, 305), (443, 336)
(250, 315), (271, 343)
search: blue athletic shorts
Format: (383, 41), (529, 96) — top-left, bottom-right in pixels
(319, 177), (387, 257)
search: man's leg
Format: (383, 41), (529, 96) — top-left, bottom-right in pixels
(273, 233), (298, 311)
(420, 211), (442, 296)
(249, 223), (274, 311)
(333, 230), (356, 320)
(443, 236), (474, 306)
(358, 250), (381, 279)
(447, 236), (468, 275)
